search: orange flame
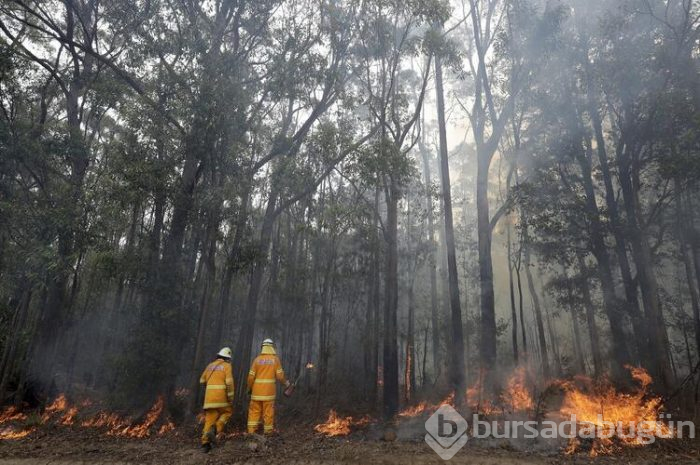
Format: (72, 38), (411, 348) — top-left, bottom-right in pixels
(439, 392), (455, 406)
(398, 391), (455, 418)
(398, 401), (429, 417)
(315, 410), (351, 436)
(61, 407), (78, 426)
(81, 411), (126, 430)
(108, 396), (164, 438)
(0, 406), (27, 424)
(157, 420), (175, 436)
(0, 427), (35, 440)
(1, 393), (175, 441)
(502, 366), (534, 413)
(42, 394), (68, 422)
(314, 410), (370, 436)
(559, 366), (671, 455)
(466, 381), (497, 415)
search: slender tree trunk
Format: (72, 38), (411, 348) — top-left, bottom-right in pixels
(365, 188), (381, 402)
(676, 179), (700, 356)
(564, 268), (586, 374)
(406, 281), (416, 401)
(542, 288), (562, 376)
(188, 199), (221, 413)
(382, 183), (399, 419)
(0, 286), (32, 399)
(435, 53), (466, 399)
(113, 202), (140, 312)
(216, 184), (251, 346)
(515, 241), (528, 357)
(575, 136), (632, 379)
(687, 192), (700, 322)
(681, 318), (693, 371)
(507, 222), (519, 363)
(585, 67), (646, 363)
(233, 189), (278, 401)
(617, 134), (673, 390)
(476, 148), (497, 377)
(405, 195), (416, 402)
(419, 132), (441, 384)
(522, 224), (550, 378)
(34, 4), (92, 380)
(577, 253), (603, 377)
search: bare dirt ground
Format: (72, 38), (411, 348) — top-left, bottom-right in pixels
(1, 422), (699, 465)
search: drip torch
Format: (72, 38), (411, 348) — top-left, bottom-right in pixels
(284, 362), (314, 397)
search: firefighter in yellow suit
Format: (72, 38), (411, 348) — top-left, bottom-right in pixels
(247, 338), (290, 435)
(199, 347), (234, 452)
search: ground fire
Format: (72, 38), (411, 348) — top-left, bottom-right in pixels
(314, 410), (371, 437)
(558, 366), (674, 456)
(1, 394), (176, 441)
(0, 366), (694, 461)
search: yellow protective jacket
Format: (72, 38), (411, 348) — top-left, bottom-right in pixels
(200, 359), (234, 409)
(247, 346), (287, 401)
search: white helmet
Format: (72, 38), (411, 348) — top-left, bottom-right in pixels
(217, 347), (232, 359)
(262, 338), (274, 347)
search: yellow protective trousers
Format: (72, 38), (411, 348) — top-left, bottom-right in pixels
(201, 406), (233, 444)
(247, 400), (275, 434)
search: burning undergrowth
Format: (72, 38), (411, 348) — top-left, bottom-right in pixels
(1, 393), (177, 441)
(2, 366), (688, 458)
(396, 366), (535, 419)
(391, 365), (683, 456)
(556, 366), (679, 456)
(314, 409), (372, 437)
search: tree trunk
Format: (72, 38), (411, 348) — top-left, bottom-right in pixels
(0, 285), (32, 399)
(34, 3), (92, 379)
(507, 222), (519, 363)
(382, 183), (399, 419)
(676, 179), (700, 357)
(515, 240), (528, 356)
(542, 288), (562, 377)
(364, 188), (381, 402)
(405, 282), (416, 402)
(616, 134), (673, 390)
(564, 268), (586, 374)
(477, 148), (497, 377)
(419, 131), (441, 384)
(216, 184), (251, 347)
(435, 54), (466, 399)
(233, 189), (278, 401)
(575, 136), (632, 379)
(585, 73), (646, 363)
(576, 253), (603, 377)
(188, 200), (222, 413)
(522, 224), (550, 379)
(688, 192), (700, 327)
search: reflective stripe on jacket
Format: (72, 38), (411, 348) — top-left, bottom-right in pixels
(200, 359), (234, 409)
(247, 347), (286, 401)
